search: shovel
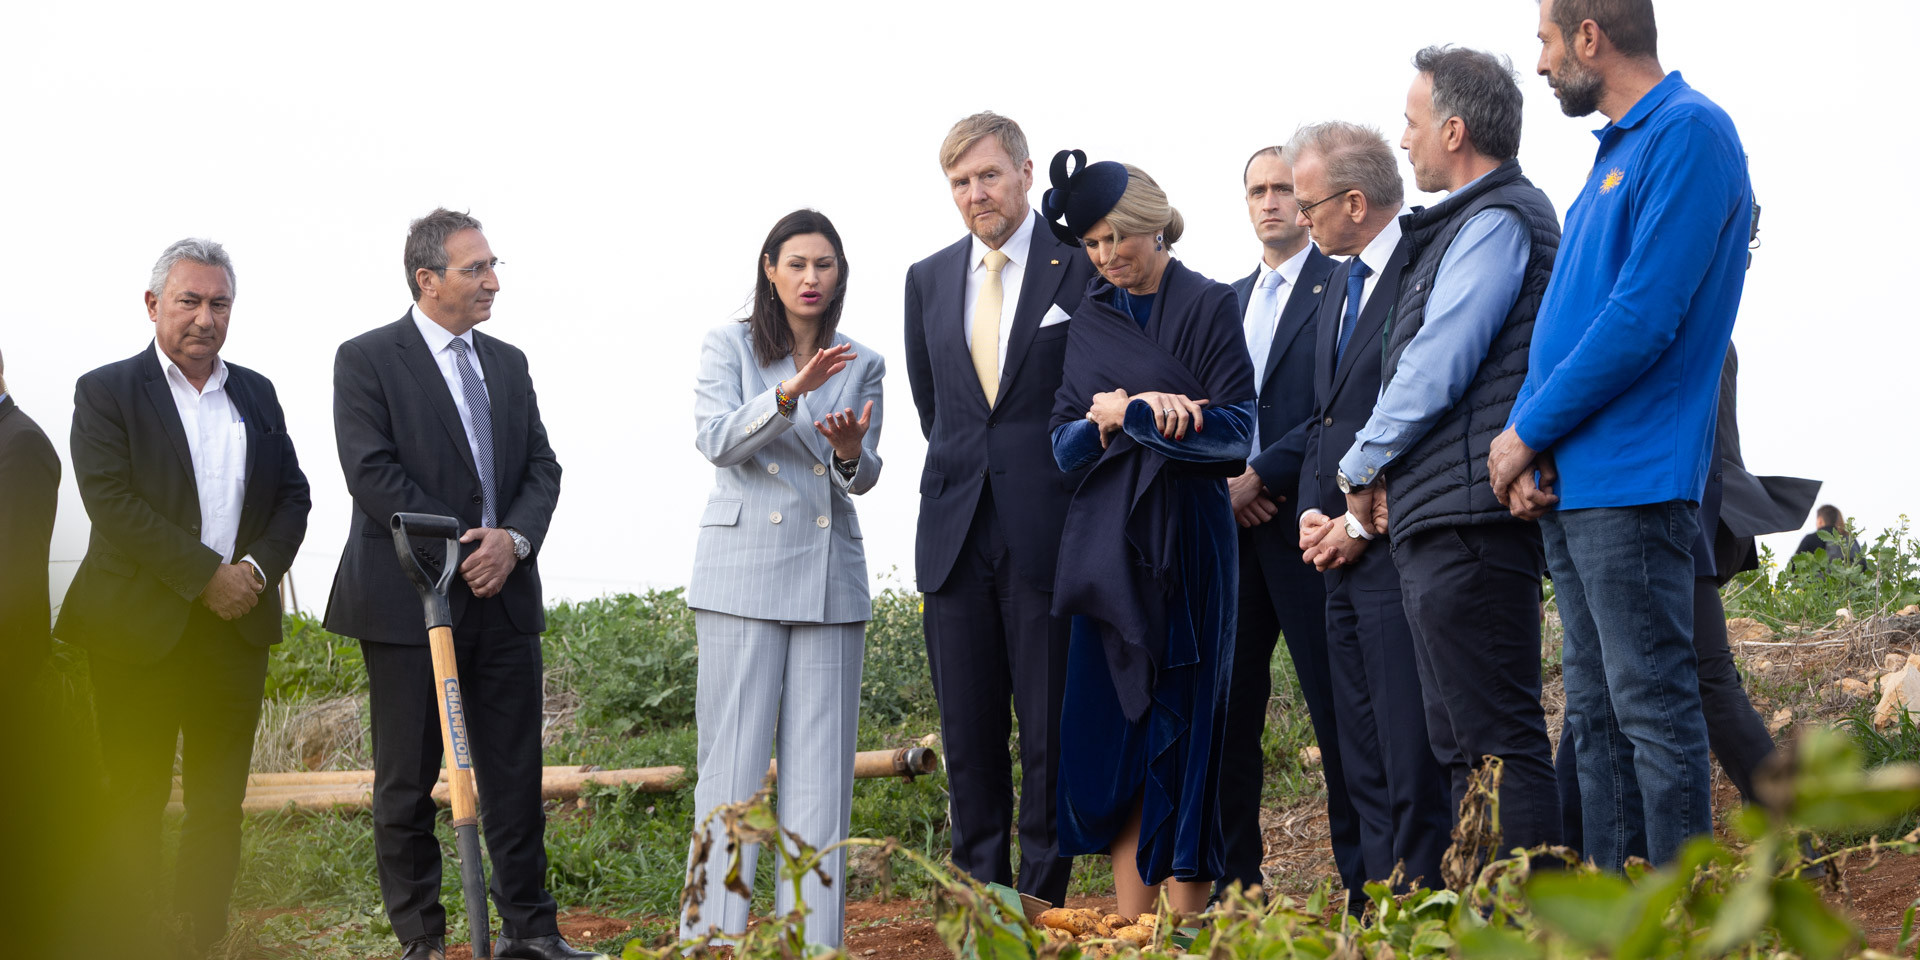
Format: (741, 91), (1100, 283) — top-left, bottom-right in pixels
(391, 511), (492, 958)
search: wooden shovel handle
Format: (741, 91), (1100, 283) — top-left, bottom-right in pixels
(427, 625), (481, 825)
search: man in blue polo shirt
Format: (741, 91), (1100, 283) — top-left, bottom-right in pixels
(1489, 0), (1752, 870)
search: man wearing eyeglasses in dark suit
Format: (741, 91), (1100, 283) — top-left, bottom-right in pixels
(326, 209), (591, 960)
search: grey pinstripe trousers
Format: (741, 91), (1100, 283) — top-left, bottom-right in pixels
(680, 610), (865, 947)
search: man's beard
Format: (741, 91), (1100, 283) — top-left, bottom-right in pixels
(971, 209), (1014, 245)
(1550, 58), (1603, 117)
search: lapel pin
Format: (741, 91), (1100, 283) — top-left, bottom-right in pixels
(1313, 284), (1324, 294)
(1051, 259), (1060, 265)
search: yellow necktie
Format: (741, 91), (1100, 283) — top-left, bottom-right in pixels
(972, 249), (1010, 406)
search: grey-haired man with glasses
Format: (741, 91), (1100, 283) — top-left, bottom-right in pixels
(325, 209), (590, 960)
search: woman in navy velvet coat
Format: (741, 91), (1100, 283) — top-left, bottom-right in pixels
(1042, 153), (1256, 918)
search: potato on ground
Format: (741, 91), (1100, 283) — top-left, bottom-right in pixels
(1038, 908), (1091, 936)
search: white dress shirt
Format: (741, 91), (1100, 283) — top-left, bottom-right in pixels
(411, 305), (491, 478)
(1242, 244), (1312, 453)
(153, 341), (256, 572)
(961, 212), (1035, 374)
(1347, 208), (1407, 321)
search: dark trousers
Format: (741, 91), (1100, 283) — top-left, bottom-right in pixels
(922, 487), (1073, 905)
(89, 605), (268, 950)
(1557, 575), (1777, 854)
(1216, 524), (1347, 897)
(361, 595), (557, 944)
(1395, 523), (1561, 855)
(1323, 547), (1453, 892)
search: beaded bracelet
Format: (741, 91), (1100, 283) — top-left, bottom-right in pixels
(775, 380), (797, 416)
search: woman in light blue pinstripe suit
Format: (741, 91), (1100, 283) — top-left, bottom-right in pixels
(680, 210), (884, 949)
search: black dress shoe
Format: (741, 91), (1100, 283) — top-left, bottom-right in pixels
(492, 933), (610, 960)
(399, 936), (446, 960)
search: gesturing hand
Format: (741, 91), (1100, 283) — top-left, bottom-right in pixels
(815, 400), (874, 461)
(787, 343), (857, 396)
(1131, 391), (1209, 440)
(459, 527), (518, 599)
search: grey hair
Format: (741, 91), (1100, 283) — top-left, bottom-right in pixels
(405, 208), (484, 299)
(148, 238), (237, 299)
(1283, 122), (1404, 210)
(1414, 45), (1524, 162)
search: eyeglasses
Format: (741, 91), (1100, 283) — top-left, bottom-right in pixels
(439, 259), (503, 278)
(1295, 189), (1355, 223)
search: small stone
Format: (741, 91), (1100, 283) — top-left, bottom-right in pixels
(1725, 617), (1772, 643)
(1754, 659), (1774, 673)
(1898, 604), (1920, 616)
(1298, 745), (1322, 768)
(1887, 654), (1909, 674)
(864, 949), (877, 956)
(1836, 678), (1874, 698)
(1836, 607), (1855, 622)
(1874, 664), (1920, 728)
(1768, 707), (1794, 735)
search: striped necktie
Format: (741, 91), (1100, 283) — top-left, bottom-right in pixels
(447, 338), (497, 528)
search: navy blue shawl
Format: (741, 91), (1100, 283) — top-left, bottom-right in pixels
(1050, 258), (1256, 720)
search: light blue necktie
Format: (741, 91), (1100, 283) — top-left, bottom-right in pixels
(447, 338), (497, 528)
(1245, 269), (1286, 452)
(1335, 258), (1372, 367)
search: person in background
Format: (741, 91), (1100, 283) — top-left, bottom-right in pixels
(1290, 121), (1452, 900)
(1492, 0), (1753, 870)
(903, 112), (1095, 906)
(1795, 505), (1866, 566)
(1216, 146), (1347, 902)
(1339, 46), (1563, 862)
(681, 208), (884, 949)
(0, 347), (60, 676)
(327, 209), (585, 960)
(57, 238), (311, 953)
(1044, 152), (1255, 917)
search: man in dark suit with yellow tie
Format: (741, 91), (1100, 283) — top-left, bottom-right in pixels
(903, 112), (1098, 906)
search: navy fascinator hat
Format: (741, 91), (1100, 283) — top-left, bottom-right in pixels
(1040, 149), (1129, 247)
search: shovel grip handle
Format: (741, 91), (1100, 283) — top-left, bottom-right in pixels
(428, 625), (481, 823)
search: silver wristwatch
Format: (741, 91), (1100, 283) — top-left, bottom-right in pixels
(1343, 512), (1375, 542)
(506, 527), (531, 560)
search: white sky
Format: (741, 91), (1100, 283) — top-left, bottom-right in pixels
(9, 1), (1916, 612)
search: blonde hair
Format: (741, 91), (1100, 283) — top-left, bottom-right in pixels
(939, 111), (1030, 172)
(1100, 164), (1185, 247)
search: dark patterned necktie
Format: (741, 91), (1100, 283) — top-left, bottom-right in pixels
(447, 338), (496, 528)
(1336, 258), (1373, 366)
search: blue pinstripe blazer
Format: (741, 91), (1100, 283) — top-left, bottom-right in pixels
(687, 321), (885, 624)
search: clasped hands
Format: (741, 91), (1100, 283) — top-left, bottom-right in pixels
(199, 561), (265, 620)
(1085, 389), (1209, 448)
(1487, 427), (1560, 521)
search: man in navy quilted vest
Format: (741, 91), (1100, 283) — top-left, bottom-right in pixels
(1338, 46), (1564, 863)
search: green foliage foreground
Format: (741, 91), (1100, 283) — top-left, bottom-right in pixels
(641, 727), (1920, 960)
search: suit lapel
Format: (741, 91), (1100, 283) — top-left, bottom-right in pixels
(139, 346), (199, 486)
(474, 330), (511, 493)
(997, 213), (1070, 400)
(223, 369), (262, 505)
(1313, 262), (1344, 404)
(1329, 239), (1410, 399)
(931, 238), (991, 412)
(393, 316), (480, 479)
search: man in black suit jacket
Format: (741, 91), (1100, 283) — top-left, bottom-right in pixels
(325, 209), (585, 960)
(1288, 124), (1451, 898)
(56, 239), (311, 951)
(1214, 147), (1350, 900)
(903, 112), (1097, 906)
(0, 350), (59, 673)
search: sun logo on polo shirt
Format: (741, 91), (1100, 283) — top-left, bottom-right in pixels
(1599, 168), (1625, 194)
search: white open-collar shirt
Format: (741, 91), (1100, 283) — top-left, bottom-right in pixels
(153, 340), (256, 574)
(961, 211), (1035, 374)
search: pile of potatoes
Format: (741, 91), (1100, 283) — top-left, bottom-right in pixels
(1035, 908), (1161, 954)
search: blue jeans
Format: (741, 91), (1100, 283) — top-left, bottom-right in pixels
(1539, 502), (1710, 869)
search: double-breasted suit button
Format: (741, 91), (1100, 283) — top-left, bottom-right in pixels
(816, 516), (830, 528)
(1323, 416), (1334, 426)
(767, 463), (780, 475)
(769, 511), (782, 524)
(812, 463), (826, 476)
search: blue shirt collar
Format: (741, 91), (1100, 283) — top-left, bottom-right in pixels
(1593, 70), (1687, 140)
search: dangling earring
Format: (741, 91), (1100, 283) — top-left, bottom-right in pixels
(1155, 234), (1164, 251)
